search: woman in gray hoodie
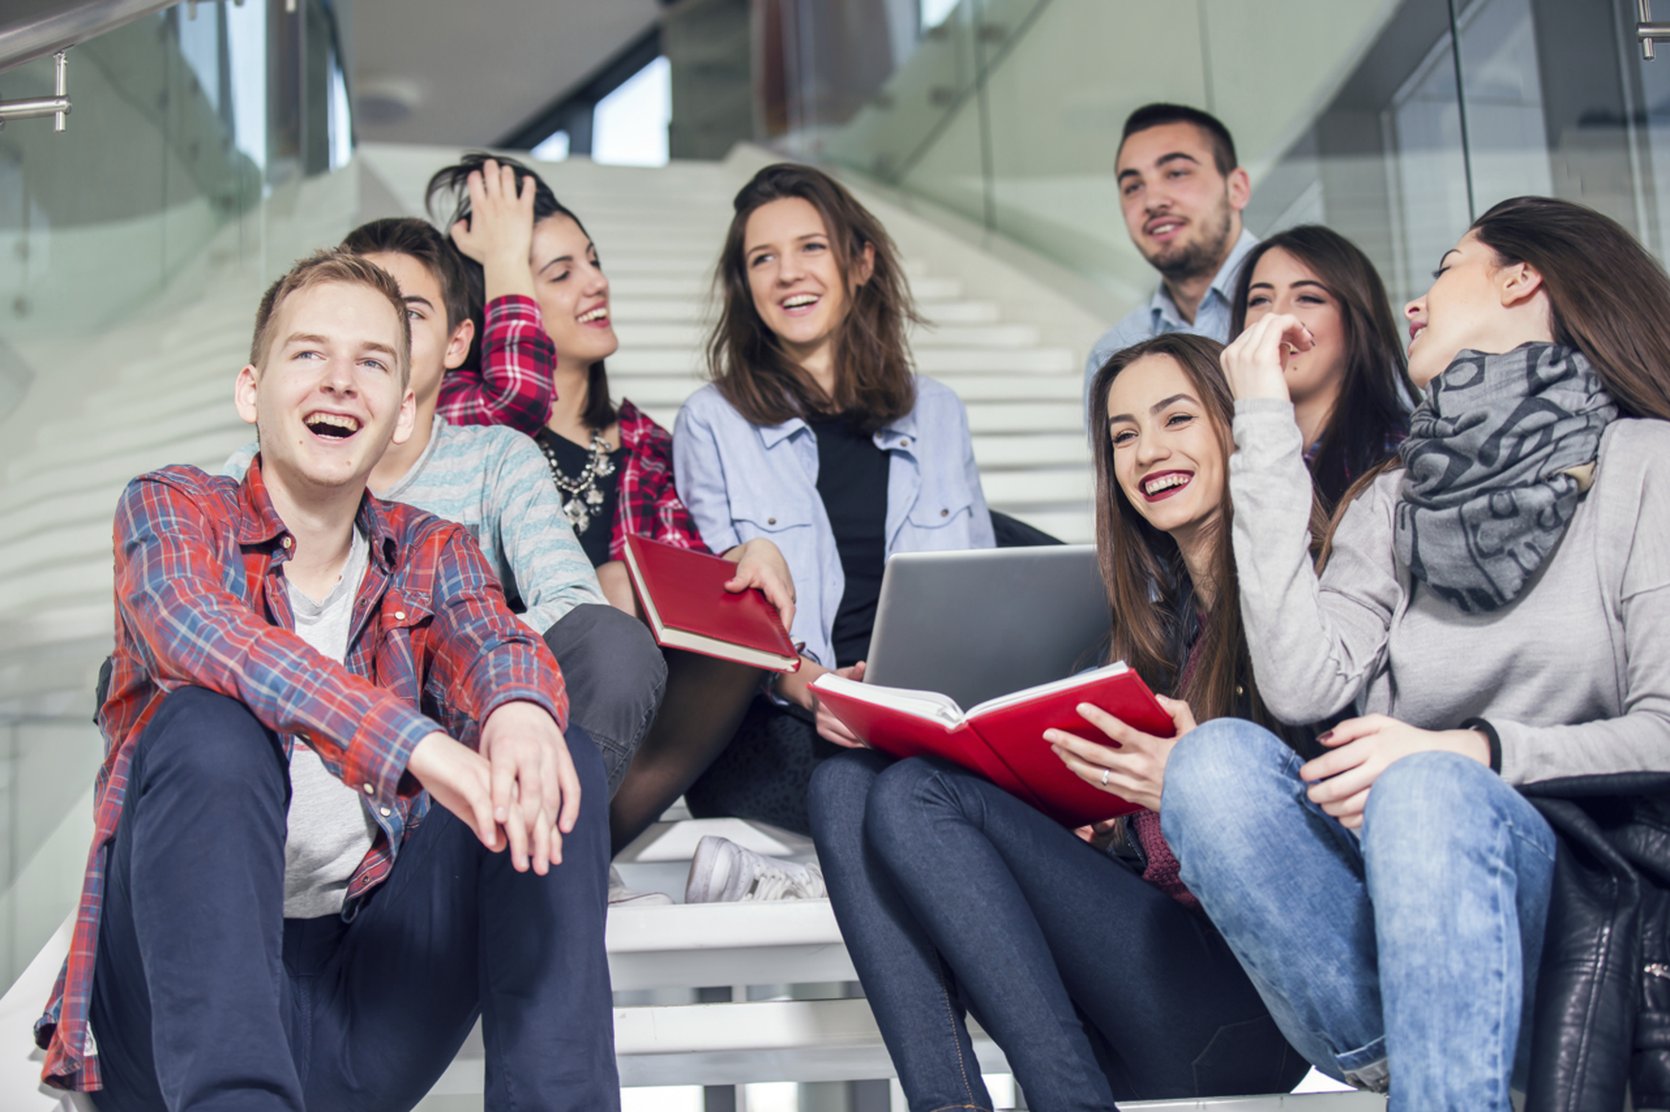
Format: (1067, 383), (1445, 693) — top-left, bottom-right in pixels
(1159, 196), (1670, 1111)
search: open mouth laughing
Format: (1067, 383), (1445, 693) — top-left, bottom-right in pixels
(1140, 470), (1193, 502)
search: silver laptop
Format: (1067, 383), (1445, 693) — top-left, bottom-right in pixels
(864, 545), (1111, 710)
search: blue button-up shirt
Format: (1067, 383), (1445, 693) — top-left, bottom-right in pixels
(673, 378), (996, 670)
(1082, 228), (1260, 402)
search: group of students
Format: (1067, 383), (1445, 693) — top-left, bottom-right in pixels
(29, 97), (1670, 1112)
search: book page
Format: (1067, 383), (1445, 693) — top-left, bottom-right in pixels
(812, 674), (966, 726)
(964, 661), (1130, 719)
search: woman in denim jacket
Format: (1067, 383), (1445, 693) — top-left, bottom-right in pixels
(673, 163), (994, 836)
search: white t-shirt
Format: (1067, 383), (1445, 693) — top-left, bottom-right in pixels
(282, 527), (379, 919)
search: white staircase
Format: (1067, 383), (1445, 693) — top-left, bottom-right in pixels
(0, 147), (1372, 1109)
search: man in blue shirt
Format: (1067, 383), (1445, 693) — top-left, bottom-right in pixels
(1083, 104), (1258, 400)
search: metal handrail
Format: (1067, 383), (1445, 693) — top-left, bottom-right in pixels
(0, 0), (181, 75)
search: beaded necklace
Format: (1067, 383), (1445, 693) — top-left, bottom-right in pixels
(537, 430), (616, 535)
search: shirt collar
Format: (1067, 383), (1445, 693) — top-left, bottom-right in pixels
(237, 454), (400, 573)
(756, 404), (921, 451)
(1147, 227), (1260, 328)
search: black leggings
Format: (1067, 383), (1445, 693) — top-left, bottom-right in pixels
(682, 700), (835, 836)
(609, 648), (763, 853)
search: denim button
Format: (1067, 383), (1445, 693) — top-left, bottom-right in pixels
(379, 806), (392, 817)
(362, 782), (374, 796)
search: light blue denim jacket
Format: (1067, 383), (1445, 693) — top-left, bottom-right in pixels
(673, 377), (996, 669)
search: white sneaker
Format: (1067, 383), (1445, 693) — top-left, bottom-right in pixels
(683, 835), (826, 903)
(608, 864), (673, 907)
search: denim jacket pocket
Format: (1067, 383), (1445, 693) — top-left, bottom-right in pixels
(906, 477), (977, 532)
(732, 490), (815, 537)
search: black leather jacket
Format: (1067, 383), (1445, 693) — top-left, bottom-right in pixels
(1524, 773), (1670, 1112)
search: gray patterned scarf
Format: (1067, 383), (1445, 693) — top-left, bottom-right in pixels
(1394, 343), (1617, 613)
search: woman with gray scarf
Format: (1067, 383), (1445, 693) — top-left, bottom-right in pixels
(1155, 197), (1670, 1111)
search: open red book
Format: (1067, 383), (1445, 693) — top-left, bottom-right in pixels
(811, 663), (1174, 826)
(623, 533), (799, 672)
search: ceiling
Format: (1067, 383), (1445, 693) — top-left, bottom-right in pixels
(346, 0), (663, 147)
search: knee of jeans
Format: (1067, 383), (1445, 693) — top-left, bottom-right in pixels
(1361, 750), (1502, 861)
(138, 687), (285, 794)
(548, 604), (668, 699)
(863, 757), (957, 848)
(807, 749), (887, 838)
(1161, 717), (1292, 848)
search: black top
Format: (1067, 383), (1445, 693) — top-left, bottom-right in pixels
(533, 427), (624, 569)
(808, 413), (890, 668)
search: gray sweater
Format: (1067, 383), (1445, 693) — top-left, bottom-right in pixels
(1230, 398), (1670, 785)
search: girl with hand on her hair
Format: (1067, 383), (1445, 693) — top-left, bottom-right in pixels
(425, 153), (796, 856)
(807, 333), (1315, 1109)
(1161, 197), (1670, 1110)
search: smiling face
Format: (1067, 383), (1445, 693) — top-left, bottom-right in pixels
(360, 250), (471, 411)
(1116, 122), (1249, 281)
(1242, 246), (1348, 407)
(1404, 230), (1553, 388)
(236, 280), (415, 498)
(530, 213), (618, 371)
(743, 196), (872, 372)
(1105, 352), (1227, 548)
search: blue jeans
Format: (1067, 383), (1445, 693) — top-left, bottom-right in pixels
(1160, 718), (1557, 1112)
(809, 750), (1307, 1111)
(89, 686), (618, 1111)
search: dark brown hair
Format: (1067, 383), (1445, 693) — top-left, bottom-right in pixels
(1121, 103), (1237, 176)
(706, 163), (919, 431)
(426, 151), (617, 432)
(1229, 225), (1415, 512)
(1089, 333), (1315, 728)
(250, 249), (411, 386)
(341, 217), (471, 333)
(1471, 196), (1670, 421)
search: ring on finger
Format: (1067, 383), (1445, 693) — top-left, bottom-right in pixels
(1100, 767), (1111, 787)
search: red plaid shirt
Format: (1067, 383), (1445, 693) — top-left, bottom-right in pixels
(612, 398), (707, 558)
(35, 458), (567, 1092)
(433, 292), (706, 559)
(437, 295), (557, 431)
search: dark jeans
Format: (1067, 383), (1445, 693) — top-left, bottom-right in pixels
(808, 750), (1307, 1111)
(542, 602), (666, 795)
(89, 686), (618, 1112)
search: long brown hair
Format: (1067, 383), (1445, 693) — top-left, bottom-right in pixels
(1090, 333), (1309, 728)
(1229, 225), (1415, 512)
(706, 163), (919, 431)
(1471, 196), (1670, 421)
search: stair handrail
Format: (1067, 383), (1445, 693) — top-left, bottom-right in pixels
(0, 0), (181, 75)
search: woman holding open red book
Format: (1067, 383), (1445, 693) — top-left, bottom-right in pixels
(671, 163), (995, 839)
(808, 333), (1319, 1107)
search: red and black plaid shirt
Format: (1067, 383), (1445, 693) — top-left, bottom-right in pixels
(35, 458), (567, 1091)
(435, 295), (707, 558)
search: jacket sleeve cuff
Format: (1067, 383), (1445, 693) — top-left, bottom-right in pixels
(346, 699), (445, 804)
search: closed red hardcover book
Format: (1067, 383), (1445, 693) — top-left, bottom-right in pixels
(812, 664), (1173, 826)
(623, 533), (799, 672)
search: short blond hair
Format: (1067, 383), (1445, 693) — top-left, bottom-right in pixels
(249, 249), (412, 385)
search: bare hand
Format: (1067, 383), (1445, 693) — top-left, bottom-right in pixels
(1045, 694), (1195, 812)
(406, 731), (500, 850)
(479, 700), (582, 873)
(814, 661), (868, 749)
(448, 158), (537, 300)
(723, 539), (797, 632)
(1300, 714), (1491, 830)
(1221, 312), (1313, 403)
